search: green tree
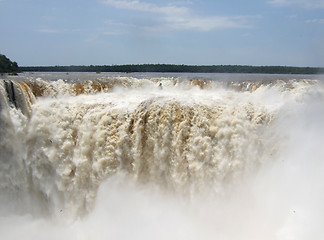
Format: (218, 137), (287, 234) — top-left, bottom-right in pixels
(0, 54), (21, 74)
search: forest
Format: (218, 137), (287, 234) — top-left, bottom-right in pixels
(20, 64), (324, 74)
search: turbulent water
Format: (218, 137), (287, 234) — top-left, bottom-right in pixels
(0, 72), (324, 240)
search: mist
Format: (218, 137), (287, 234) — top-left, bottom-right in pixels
(0, 74), (324, 240)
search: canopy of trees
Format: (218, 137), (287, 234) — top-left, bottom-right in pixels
(0, 54), (20, 74)
(20, 64), (323, 74)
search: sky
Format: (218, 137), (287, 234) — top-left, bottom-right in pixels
(0, 0), (324, 67)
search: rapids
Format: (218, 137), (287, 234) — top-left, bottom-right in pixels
(0, 73), (323, 240)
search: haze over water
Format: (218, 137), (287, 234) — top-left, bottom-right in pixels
(1, 72), (324, 240)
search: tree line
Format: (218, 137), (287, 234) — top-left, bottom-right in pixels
(0, 54), (20, 74)
(20, 64), (324, 74)
(1, 53), (322, 74)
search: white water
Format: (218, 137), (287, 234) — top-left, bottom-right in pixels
(0, 73), (324, 240)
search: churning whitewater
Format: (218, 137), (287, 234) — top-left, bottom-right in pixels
(0, 73), (324, 240)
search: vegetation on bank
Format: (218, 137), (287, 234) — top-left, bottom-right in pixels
(0, 54), (21, 74)
(20, 64), (324, 74)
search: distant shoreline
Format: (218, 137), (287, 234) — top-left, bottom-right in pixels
(20, 64), (324, 75)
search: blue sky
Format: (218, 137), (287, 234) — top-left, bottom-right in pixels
(1, 0), (324, 67)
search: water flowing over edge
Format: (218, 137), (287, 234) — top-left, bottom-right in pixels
(0, 74), (324, 240)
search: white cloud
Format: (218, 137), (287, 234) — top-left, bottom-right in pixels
(102, 0), (253, 31)
(288, 14), (298, 19)
(166, 15), (251, 31)
(268, 0), (324, 8)
(103, 0), (188, 15)
(103, 31), (126, 35)
(306, 18), (324, 24)
(104, 19), (134, 28)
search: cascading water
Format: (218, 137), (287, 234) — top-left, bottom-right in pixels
(0, 73), (323, 240)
